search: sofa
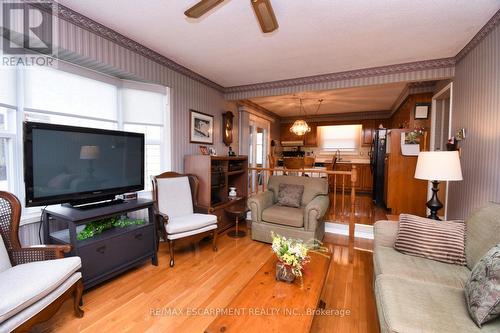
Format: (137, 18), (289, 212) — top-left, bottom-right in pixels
(247, 175), (329, 243)
(373, 203), (500, 332)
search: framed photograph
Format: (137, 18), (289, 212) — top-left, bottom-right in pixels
(208, 147), (216, 156)
(199, 145), (209, 155)
(190, 110), (214, 144)
(414, 103), (431, 119)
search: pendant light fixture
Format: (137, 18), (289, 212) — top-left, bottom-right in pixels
(289, 98), (323, 136)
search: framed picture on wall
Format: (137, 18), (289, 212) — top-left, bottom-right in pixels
(414, 103), (431, 119)
(190, 110), (214, 144)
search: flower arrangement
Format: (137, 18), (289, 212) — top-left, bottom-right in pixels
(405, 127), (426, 144)
(271, 233), (310, 279)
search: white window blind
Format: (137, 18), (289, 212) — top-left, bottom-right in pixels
(318, 125), (362, 151)
(0, 61), (16, 107)
(121, 88), (165, 125)
(24, 67), (117, 120)
(120, 81), (167, 125)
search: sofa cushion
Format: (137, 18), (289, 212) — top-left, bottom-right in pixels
(466, 202), (500, 270)
(465, 243), (500, 327)
(375, 274), (500, 333)
(0, 236), (11, 273)
(395, 214), (466, 265)
(0, 256), (81, 324)
(277, 183), (304, 208)
(267, 176), (328, 205)
(0, 272), (81, 332)
(166, 213), (218, 234)
(374, 246), (470, 288)
(373, 220), (399, 248)
(262, 205), (304, 228)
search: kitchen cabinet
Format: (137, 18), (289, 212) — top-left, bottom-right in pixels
(304, 123), (317, 147)
(361, 120), (375, 146)
(333, 163), (372, 193)
(361, 119), (390, 146)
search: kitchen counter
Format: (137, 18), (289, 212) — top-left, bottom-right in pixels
(314, 157), (370, 164)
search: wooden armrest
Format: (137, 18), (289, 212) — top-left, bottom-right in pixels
(154, 211), (169, 222)
(11, 244), (72, 265)
(28, 244), (72, 257)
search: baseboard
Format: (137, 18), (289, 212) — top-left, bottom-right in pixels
(325, 222), (374, 239)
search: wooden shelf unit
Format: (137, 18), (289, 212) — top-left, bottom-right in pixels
(184, 155), (248, 232)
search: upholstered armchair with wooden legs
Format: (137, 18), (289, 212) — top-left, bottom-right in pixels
(0, 191), (84, 333)
(152, 172), (218, 267)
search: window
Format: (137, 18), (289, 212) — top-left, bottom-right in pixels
(318, 125), (362, 152)
(0, 61), (170, 211)
(256, 131), (263, 165)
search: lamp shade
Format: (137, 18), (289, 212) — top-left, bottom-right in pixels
(80, 145), (100, 160)
(415, 151), (463, 181)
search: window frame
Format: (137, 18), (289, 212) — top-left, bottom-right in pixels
(0, 62), (170, 223)
(318, 124), (363, 154)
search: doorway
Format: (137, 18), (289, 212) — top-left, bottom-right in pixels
(430, 82), (453, 218)
(248, 115), (270, 193)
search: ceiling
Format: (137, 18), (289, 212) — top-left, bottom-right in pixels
(57, 0), (500, 87)
(249, 83), (408, 117)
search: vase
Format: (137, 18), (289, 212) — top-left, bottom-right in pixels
(275, 261), (295, 283)
(228, 187), (237, 198)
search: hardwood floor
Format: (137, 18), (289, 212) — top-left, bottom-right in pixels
(36, 201), (385, 333)
(327, 193), (388, 226)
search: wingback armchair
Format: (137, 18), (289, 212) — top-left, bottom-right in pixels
(0, 191), (83, 333)
(152, 172), (218, 267)
(248, 175), (330, 243)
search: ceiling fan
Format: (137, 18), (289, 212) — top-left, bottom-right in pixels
(184, 0), (279, 33)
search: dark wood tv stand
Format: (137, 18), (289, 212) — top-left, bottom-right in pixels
(42, 198), (158, 289)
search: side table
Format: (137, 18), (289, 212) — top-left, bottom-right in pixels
(225, 204), (248, 238)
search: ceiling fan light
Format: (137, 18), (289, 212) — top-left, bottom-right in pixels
(290, 119), (311, 136)
(251, 0), (279, 33)
(185, 0), (225, 18)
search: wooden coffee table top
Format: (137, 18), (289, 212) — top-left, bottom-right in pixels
(204, 251), (332, 333)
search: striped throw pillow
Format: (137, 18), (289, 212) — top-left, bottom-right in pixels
(394, 214), (466, 265)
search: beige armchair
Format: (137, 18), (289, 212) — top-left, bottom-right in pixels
(248, 175), (330, 243)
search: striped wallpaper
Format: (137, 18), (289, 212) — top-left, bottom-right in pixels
(447, 23), (500, 219)
(55, 18), (238, 173)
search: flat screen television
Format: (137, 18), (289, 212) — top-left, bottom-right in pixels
(24, 122), (145, 207)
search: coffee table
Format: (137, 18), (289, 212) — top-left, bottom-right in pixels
(204, 251), (332, 333)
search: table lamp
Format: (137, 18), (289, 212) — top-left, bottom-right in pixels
(414, 151), (463, 220)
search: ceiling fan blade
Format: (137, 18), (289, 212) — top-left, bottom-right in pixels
(251, 0), (279, 33)
(185, 0), (226, 18)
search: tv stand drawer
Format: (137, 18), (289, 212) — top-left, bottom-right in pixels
(78, 223), (154, 287)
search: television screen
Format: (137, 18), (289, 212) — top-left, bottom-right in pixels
(24, 122), (144, 206)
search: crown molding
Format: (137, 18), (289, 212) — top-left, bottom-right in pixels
(224, 58), (455, 94)
(34, 2), (499, 96)
(237, 100), (280, 120)
(455, 8), (500, 62)
(36, 1), (225, 92)
(390, 81), (436, 113)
